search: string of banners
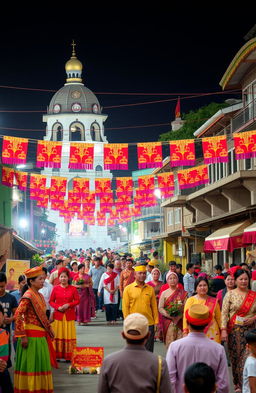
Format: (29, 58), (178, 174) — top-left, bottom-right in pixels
(1, 130), (256, 226)
(2, 131), (256, 170)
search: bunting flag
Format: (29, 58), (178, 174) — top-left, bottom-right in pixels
(2, 136), (28, 165)
(107, 218), (116, 227)
(14, 171), (28, 191)
(36, 140), (62, 168)
(233, 130), (256, 159)
(104, 143), (128, 170)
(169, 139), (196, 167)
(110, 208), (119, 220)
(82, 204), (95, 215)
(130, 206), (142, 217)
(202, 135), (228, 164)
(95, 178), (112, 196)
(30, 174), (47, 200)
(50, 177), (67, 198)
(85, 215), (95, 226)
(73, 178), (90, 196)
(143, 191), (157, 207)
(157, 172), (174, 198)
(134, 189), (145, 207)
(68, 190), (81, 206)
(100, 194), (114, 209)
(116, 194), (132, 206)
(2, 167), (15, 187)
(116, 177), (133, 196)
(137, 142), (162, 169)
(37, 192), (49, 208)
(81, 192), (95, 209)
(120, 209), (132, 222)
(69, 143), (94, 170)
(178, 164), (209, 189)
(97, 211), (106, 226)
(138, 174), (155, 193)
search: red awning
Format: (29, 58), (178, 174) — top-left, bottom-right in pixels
(243, 222), (256, 244)
(204, 221), (251, 252)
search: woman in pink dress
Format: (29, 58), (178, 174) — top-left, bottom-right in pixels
(73, 264), (95, 325)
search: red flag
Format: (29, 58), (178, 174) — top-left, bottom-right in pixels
(175, 97), (181, 118)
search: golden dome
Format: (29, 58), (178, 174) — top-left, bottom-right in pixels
(65, 57), (83, 72)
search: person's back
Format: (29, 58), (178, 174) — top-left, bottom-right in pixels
(98, 313), (171, 393)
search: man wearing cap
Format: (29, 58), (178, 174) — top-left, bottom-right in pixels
(166, 304), (229, 393)
(98, 313), (171, 393)
(122, 264), (158, 352)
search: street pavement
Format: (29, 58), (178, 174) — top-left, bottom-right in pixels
(53, 311), (235, 393)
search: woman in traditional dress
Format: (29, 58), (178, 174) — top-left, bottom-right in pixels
(73, 263), (95, 325)
(159, 271), (187, 348)
(221, 268), (256, 392)
(216, 272), (235, 310)
(14, 266), (57, 393)
(147, 268), (164, 341)
(183, 276), (221, 343)
(49, 267), (79, 361)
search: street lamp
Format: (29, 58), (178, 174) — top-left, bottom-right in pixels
(19, 218), (29, 230)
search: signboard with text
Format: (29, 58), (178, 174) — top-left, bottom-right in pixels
(71, 347), (104, 372)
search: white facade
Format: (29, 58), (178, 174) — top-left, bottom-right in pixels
(40, 51), (120, 250)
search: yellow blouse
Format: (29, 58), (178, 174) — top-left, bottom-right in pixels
(183, 295), (221, 343)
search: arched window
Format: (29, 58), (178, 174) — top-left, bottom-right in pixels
(90, 122), (102, 141)
(69, 121), (85, 141)
(95, 165), (103, 177)
(51, 122), (63, 141)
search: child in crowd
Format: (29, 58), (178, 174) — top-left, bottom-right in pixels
(243, 329), (256, 393)
(0, 304), (13, 393)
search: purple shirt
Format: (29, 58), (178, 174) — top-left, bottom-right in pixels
(166, 332), (229, 393)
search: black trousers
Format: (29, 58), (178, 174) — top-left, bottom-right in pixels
(93, 288), (104, 310)
(145, 325), (155, 352)
(105, 304), (117, 321)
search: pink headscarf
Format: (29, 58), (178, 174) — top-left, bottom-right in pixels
(151, 267), (161, 276)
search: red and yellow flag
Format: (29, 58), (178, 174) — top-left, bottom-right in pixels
(137, 142), (162, 169)
(2, 136), (28, 165)
(104, 143), (128, 170)
(116, 177), (133, 196)
(170, 139), (195, 167)
(30, 174), (47, 192)
(50, 176), (67, 196)
(73, 178), (90, 196)
(69, 143), (94, 170)
(95, 178), (112, 196)
(2, 167), (15, 187)
(202, 135), (228, 164)
(178, 164), (209, 190)
(233, 130), (256, 159)
(36, 140), (62, 168)
(14, 170), (28, 191)
(157, 172), (174, 198)
(81, 192), (95, 209)
(138, 174), (155, 193)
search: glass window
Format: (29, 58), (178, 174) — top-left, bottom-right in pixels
(174, 208), (181, 224)
(245, 158), (252, 170)
(232, 150), (237, 173)
(227, 151), (232, 176)
(167, 210), (174, 226)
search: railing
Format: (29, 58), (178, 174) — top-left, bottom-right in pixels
(232, 99), (256, 133)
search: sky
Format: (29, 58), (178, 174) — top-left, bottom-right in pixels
(0, 8), (255, 171)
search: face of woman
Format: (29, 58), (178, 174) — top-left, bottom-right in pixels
(19, 279), (26, 291)
(167, 274), (178, 287)
(31, 275), (45, 290)
(236, 273), (249, 290)
(59, 273), (69, 286)
(225, 275), (235, 289)
(196, 280), (208, 296)
(79, 267), (85, 275)
(72, 264), (78, 272)
(152, 270), (160, 281)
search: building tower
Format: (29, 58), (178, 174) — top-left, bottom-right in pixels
(42, 42), (114, 250)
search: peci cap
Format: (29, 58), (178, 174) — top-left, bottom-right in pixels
(123, 313), (149, 340)
(185, 304), (212, 326)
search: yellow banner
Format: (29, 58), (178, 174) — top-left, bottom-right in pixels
(6, 259), (30, 291)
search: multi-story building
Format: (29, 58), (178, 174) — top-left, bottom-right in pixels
(161, 36), (256, 271)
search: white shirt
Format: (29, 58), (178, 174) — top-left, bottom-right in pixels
(39, 279), (53, 311)
(243, 355), (256, 393)
(98, 272), (120, 305)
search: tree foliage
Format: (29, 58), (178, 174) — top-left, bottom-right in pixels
(159, 102), (229, 141)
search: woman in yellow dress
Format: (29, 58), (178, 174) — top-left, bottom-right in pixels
(183, 276), (221, 343)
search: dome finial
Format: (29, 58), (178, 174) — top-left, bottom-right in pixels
(71, 40), (76, 57)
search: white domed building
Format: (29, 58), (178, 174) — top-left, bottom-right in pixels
(41, 44), (118, 250)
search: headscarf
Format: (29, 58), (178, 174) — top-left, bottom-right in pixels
(166, 271), (178, 281)
(151, 268), (161, 277)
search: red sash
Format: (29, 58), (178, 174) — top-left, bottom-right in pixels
(126, 270), (135, 286)
(22, 290), (58, 368)
(204, 296), (216, 334)
(104, 272), (117, 302)
(228, 290), (256, 333)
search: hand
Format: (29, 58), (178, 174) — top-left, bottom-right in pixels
(243, 317), (256, 326)
(221, 329), (228, 342)
(0, 359), (7, 372)
(171, 316), (181, 325)
(3, 316), (12, 324)
(61, 304), (69, 311)
(58, 306), (64, 312)
(21, 336), (28, 348)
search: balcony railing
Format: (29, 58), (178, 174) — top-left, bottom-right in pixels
(232, 99), (256, 133)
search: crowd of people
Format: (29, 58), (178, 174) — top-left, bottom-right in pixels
(0, 246), (256, 392)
